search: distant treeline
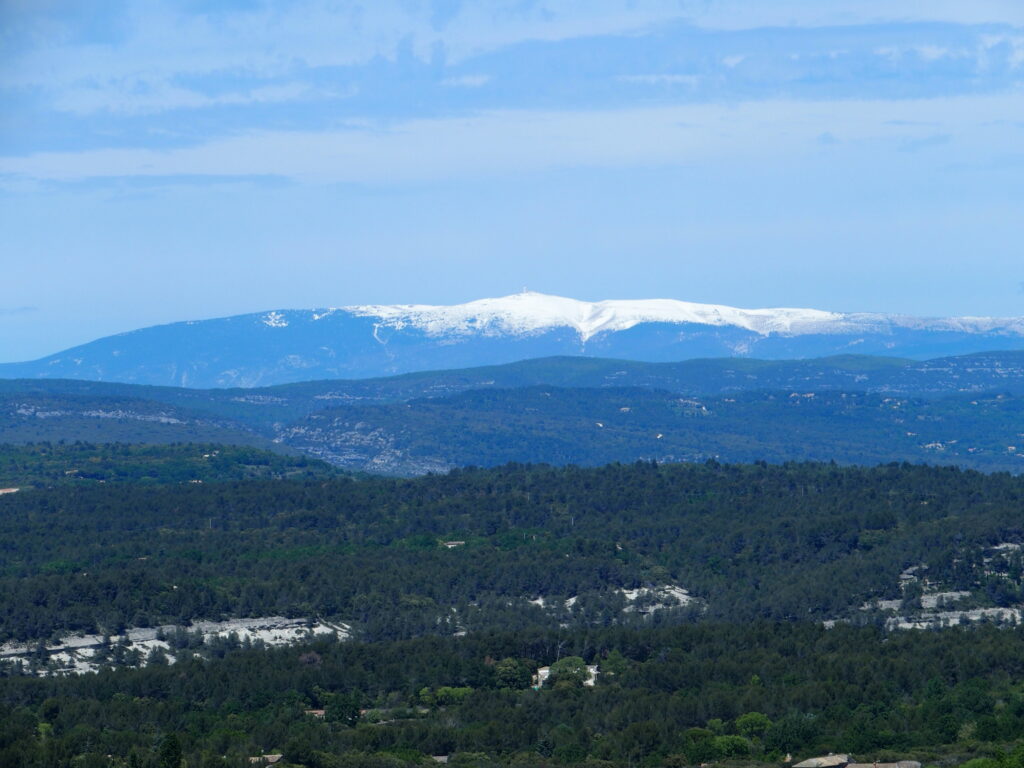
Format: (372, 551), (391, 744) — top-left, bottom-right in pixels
(0, 442), (334, 487)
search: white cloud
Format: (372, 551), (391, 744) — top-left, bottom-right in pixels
(618, 74), (700, 86)
(51, 80), (344, 116)
(982, 34), (1024, 67)
(0, 1), (706, 92)
(684, 0), (1024, 30)
(2, 0), (1022, 126)
(441, 75), (491, 88)
(875, 43), (978, 66)
(9, 1), (1024, 96)
(915, 46), (952, 62)
(2, 92), (1020, 184)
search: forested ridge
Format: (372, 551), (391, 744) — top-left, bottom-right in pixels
(7, 351), (1024, 474)
(7, 450), (1024, 766)
(4, 458), (1024, 641)
(286, 387), (1024, 473)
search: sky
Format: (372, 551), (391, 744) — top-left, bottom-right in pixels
(1, 1), (1023, 362)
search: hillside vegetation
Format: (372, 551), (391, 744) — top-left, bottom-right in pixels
(4, 457), (1024, 644)
(5, 352), (1024, 474)
(283, 387), (1024, 473)
(7, 622), (1024, 767)
(0, 443), (335, 487)
(5, 452), (1024, 766)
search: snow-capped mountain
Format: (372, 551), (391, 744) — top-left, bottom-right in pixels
(345, 293), (1023, 340)
(343, 293), (846, 340)
(3, 292), (1024, 388)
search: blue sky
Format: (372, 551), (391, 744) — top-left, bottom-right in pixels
(2, 1), (1024, 362)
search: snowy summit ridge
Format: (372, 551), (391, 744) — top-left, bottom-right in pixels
(341, 291), (1022, 342)
(344, 292), (841, 342)
(5, 291), (1024, 389)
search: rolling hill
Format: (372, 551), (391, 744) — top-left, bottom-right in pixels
(4, 351), (1024, 473)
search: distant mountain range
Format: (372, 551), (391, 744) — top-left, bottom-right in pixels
(3, 293), (1024, 387)
(5, 351), (1024, 474)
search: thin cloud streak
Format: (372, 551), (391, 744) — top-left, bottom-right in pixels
(6, 1), (1024, 93)
(2, 93), (1020, 184)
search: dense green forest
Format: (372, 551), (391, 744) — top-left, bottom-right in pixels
(7, 622), (1024, 767)
(6, 448), (1024, 766)
(3, 457), (1024, 642)
(0, 443), (335, 487)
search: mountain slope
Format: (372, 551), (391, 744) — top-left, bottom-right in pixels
(5, 351), (1024, 474)
(3, 293), (1024, 387)
(0, 391), (285, 450)
(280, 386), (1024, 474)
(5, 350), (1024, 425)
